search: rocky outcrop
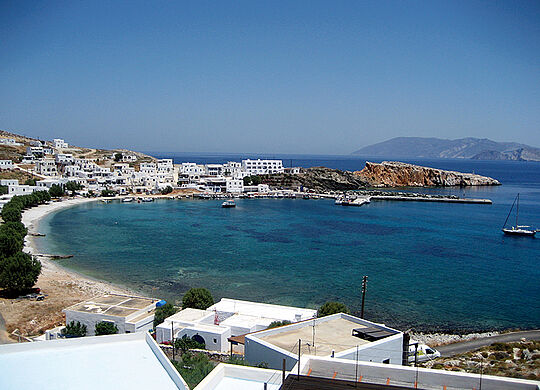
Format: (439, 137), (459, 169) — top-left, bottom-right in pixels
(261, 167), (369, 192)
(355, 161), (500, 187)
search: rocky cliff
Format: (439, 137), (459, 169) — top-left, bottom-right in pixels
(355, 161), (500, 187)
(261, 167), (369, 192)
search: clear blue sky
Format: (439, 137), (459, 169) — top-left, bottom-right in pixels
(1, 1), (539, 154)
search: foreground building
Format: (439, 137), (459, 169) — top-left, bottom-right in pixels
(0, 332), (188, 390)
(245, 313), (404, 370)
(156, 298), (317, 352)
(61, 293), (161, 337)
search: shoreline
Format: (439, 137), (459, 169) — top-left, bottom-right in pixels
(22, 197), (136, 296)
(2, 196), (530, 342)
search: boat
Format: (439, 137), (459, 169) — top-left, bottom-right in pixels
(341, 197), (370, 207)
(122, 197), (134, 203)
(502, 194), (536, 237)
(141, 197), (154, 202)
(101, 199), (110, 203)
(221, 199), (236, 208)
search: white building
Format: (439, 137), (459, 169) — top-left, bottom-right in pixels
(226, 178), (244, 193)
(0, 138), (23, 146)
(0, 160), (13, 170)
(35, 158), (58, 176)
(0, 332), (188, 390)
(8, 185), (40, 196)
(63, 294), (161, 337)
(195, 363), (283, 390)
(26, 146), (44, 156)
(36, 178), (68, 189)
(293, 355), (539, 390)
(0, 179), (18, 186)
(242, 159), (284, 175)
(244, 313), (404, 370)
(156, 298), (317, 353)
(53, 138), (68, 148)
(55, 153), (74, 164)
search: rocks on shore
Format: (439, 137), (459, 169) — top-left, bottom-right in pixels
(355, 161), (501, 187)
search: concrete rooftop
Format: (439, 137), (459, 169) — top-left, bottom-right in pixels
(258, 318), (370, 356)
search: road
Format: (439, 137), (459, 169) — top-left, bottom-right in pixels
(437, 330), (540, 357)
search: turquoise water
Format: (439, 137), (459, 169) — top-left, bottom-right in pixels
(35, 158), (540, 332)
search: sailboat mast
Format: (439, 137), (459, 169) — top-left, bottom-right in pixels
(516, 194), (519, 227)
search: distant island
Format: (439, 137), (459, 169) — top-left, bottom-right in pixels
(352, 137), (540, 161)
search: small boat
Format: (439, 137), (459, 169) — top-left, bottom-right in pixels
(335, 197), (343, 205)
(101, 199), (110, 203)
(142, 197), (154, 202)
(122, 197), (134, 203)
(221, 199), (236, 208)
(502, 194), (536, 237)
(342, 197), (370, 207)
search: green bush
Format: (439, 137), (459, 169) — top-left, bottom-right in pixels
(161, 186), (173, 195)
(24, 178), (37, 186)
(182, 288), (214, 310)
(154, 303), (177, 328)
(94, 321), (118, 335)
(1, 204), (22, 222)
(0, 252), (41, 292)
(172, 352), (215, 388)
(0, 230), (24, 257)
(101, 189), (117, 197)
(0, 185), (7, 195)
(268, 320), (291, 329)
(174, 335), (205, 353)
(62, 321), (87, 337)
(49, 184), (65, 198)
(317, 301), (350, 317)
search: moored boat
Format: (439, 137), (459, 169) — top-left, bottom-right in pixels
(221, 199), (236, 208)
(122, 197), (134, 203)
(502, 194), (536, 237)
(142, 197), (154, 202)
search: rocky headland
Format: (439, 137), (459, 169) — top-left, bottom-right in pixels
(355, 161), (500, 188)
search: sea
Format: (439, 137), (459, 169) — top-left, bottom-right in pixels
(34, 154), (540, 332)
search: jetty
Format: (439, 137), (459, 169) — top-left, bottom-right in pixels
(370, 195), (492, 204)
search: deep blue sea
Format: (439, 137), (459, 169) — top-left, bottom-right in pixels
(35, 154), (540, 332)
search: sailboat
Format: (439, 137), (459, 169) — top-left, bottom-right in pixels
(502, 194), (536, 237)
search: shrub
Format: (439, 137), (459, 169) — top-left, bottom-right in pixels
(0, 252), (41, 292)
(62, 321), (87, 337)
(49, 184), (65, 198)
(1, 204), (22, 222)
(268, 320), (291, 329)
(24, 178), (37, 186)
(175, 335), (205, 353)
(182, 288), (214, 310)
(317, 301), (350, 317)
(0, 185), (7, 195)
(94, 321), (118, 335)
(0, 230), (24, 257)
(101, 189), (117, 197)
(172, 352), (215, 388)
(154, 303), (177, 328)
(161, 186), (173, 195)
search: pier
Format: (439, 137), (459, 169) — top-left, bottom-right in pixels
(369, 195), (492, 204)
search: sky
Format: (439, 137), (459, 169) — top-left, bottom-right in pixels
(1, 1), (539, 154)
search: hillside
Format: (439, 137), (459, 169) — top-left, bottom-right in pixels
(352, 137), (540, 161)
(0, 129), (156, 167)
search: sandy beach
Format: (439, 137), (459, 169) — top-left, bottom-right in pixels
(1, 197), (133, 339)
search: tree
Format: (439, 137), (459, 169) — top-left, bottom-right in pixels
(1, 204), (22, 222)
(49, 184), (65, 198)
(24, 178), (37, 186)
(0, 252), (41, 293)
(0, 230), (24, 257)
(161, 186), (173, 195)
(182, 288), (214, 310)
(101, 189), (117, 197)
(154, 303), (177, 328)
(0, 185), (7, 195)
(243, 175), (262, 186)
(174, 335), (205, 354)
(317, 301), (350, 317)
(114, 153), (123, 162)
(267, 320), (291, 329)
(0, 221), (28, 239)
(65, 181), (82, 195)
(61, 321), (87, 337)
(94, 321), (118, 335)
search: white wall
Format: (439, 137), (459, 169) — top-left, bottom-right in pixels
(64, 310), (126, 336)
(245, 336), (298, 370)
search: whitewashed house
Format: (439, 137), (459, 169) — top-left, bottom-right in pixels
(242, 159), (284, 175)
(8, 185), (40, 196)
(35, 159), (58, 176)
(0, 160), (13, 170)
(53, 138), (69, 148)
(226, 178), (244, 193)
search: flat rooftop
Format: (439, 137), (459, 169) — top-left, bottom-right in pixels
(258, 318), (370, 356)
(0, 333), (186, 390)
(209, 298), (316, 321)
(64, 294), (157, 318)
(164, 308), (212, 323)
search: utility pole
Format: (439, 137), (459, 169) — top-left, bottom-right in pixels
(361, 276), (368, 319)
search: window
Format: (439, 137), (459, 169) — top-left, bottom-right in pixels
(213, 338), (217, 344)
(383, 359), (390, 364)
